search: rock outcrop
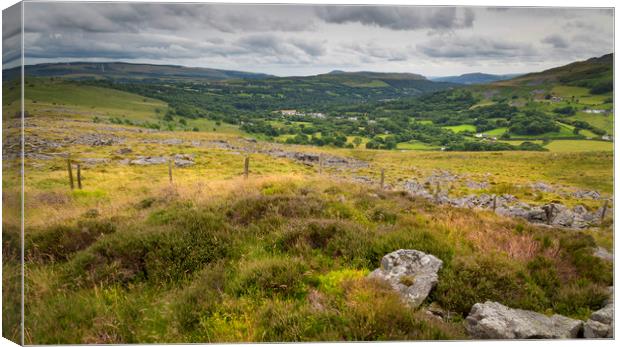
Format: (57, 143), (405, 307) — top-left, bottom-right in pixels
(368, 249), (443, 308)
(584, 287), (614, 338)
(465, 301), (583, 339)
(403, 178), (605, 229)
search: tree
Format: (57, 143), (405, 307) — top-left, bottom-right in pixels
(352, 137), (363, 148)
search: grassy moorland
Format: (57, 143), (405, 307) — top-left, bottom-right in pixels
(2, 56), (614, 343)
(2, 114), (613, 344)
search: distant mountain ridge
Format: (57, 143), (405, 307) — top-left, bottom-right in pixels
(4, 61), (455, 95)
(3, 61), (274, 81)
(430, 73), (522, 85)
(326, 70), (427, 80)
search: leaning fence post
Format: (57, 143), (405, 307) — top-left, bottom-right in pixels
(67, 157), (74, 190)
(244, 156), (250, 179)
(380, 168), (385, 189)
(601, 200), (609, 222)
(168, 158), (173, 184)
(492, 195), (497, 212)
(77, 164), (82, 189)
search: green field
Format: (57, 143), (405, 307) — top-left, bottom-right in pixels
(396, 141), (438, 150)
(544, 140), (613, 152)
(25, 79), (168, 121)
(442, 124), (476, 133)
(569, 112), (614, 134)
(486, 127), (508, 136)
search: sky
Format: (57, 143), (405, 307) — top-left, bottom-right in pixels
(2, 2), (615, 77)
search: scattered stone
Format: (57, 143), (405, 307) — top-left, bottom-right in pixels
(79, 158), (111, 166)
(173, 154), (195, 167)
(142, 138), (183, 145)
(403, 180), (433, 199)
(72, 133), (124, 146)
(130, 156), (168, 165)
(368, 249), (443, 308)
(466, 180), (489, 190)
(530, 182), (555, 192)
(116, 147), (132, 155)
(572, 190), (602, 200)
(465, 301), (583, 339)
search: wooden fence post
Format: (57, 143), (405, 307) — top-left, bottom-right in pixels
(492, 195), (497, 212)
(318, 153), (323, 174)
(244, 156), (250, 179)
(67, 157), (74, 190)
(168, 159), (173, 184)
(601, 200), (609, 222)
(380, 168), (385, 189)
(77, 164), (82, 189)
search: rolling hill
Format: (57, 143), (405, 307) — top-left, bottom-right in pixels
(4, 61), (274, 82)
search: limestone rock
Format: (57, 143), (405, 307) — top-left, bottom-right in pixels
(130, 156), (167, 165)
(368, 249), (443, 308)
(465, 301), (582, 339)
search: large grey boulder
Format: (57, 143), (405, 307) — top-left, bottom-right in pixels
(368, 249), (443, 308)
(465, 301), (582, 339)
(584, 287), (614, 338)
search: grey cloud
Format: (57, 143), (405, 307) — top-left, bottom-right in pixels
(237, 34), (326, 58)
(316, 6), (474, 30)
(417, 36), (537, 59)
(343, 42), (410, 62)
(3, 4), (22, 67)
(542, 34), (569, 49)
(24, 3), (316, 34)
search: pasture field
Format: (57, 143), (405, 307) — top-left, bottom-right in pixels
(543, 140), (614, 153)
(569, 112), (614, 134)
(442, 124), (476, 133)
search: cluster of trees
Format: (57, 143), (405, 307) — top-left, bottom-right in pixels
(283, 132), (350, 148)
(508, 111), (560, 135)
(446, 140), (546, 151)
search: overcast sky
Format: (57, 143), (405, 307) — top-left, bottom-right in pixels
(2, 2), (614, 76)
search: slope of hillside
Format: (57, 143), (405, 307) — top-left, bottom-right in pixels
(494, 54), (612, 87)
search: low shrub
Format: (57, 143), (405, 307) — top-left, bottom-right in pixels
(172, 262), (229, 332)
(559, 233), (613, 284)
(65, 212), (233, 287)
(275, 220), (366, 254)
(27, 218), (116, 262)
(227, 194), (325, 225)
(432, 254), (545, 316)
(232, 257), (308, 298)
